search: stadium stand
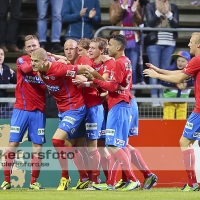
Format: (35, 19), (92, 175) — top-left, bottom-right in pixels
(4, 0), (200, 69)
(2, 0), (199, 98)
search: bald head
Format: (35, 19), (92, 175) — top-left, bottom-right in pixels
(31, 48), (49, 72)
(64, 39), (78, 63)
(31, 48), (48, 60)
(64, 39), (77, 48)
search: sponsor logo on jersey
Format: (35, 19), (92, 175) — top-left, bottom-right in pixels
(66, 70), (75, 77)
(38, 129), (45, 135)
(85, 123), (97, 130)
(63, 116), (76, 125)
(185, 122), (193, 130)
(24, 75), (44, 84)
(46, 84), (60, 92)
(106, 129), (115, 136)
(10, 126), (20, 133)
(115, 138), (125, 146)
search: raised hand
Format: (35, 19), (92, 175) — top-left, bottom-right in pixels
(80, 8), (87, 17)
(145, 63), (160, 73)
(143, 69), (159, 79)
(89, 8), (96, 18)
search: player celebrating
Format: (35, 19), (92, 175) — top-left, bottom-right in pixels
(64, 38), (104, 187)
(143, 32), (200, 191)
(30, 48), (104, 190)
(85, 34), (140, 191)
(0, 35), (46, 190)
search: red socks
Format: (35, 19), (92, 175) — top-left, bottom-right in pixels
(182, 149), (197, 187)
(128, 145), (151, 178)
(52, 138), (69, 179)
(30, 154), (42, 184)
(72, 147), (89, 181)
(114, 149), (137, 182)
(106, 156), (120, 186)
(4, 150), (15, 183)
(87, 148), (100, 183)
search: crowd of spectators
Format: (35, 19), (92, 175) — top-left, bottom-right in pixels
(0, 0), (196, 118)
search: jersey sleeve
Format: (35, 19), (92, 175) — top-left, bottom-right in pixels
(103, 59), (114, 74)
(112, 60), (126, 83)
(182, 56), (200, 77)
(78, 57), (93, 66)
(56, 62), (78, 78)
(16, 57), (32, 74)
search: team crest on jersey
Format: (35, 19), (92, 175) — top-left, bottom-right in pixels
(125, 62), (132, 71)
(50, 76), (55, 80)
(17, 57), (24, 65)
(43, 75), (49, 79)
(66, 70), (75, 77)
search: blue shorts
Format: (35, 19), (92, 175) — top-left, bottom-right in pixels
(85, 104), (104, 140)
(9, 109), (46, 145)
(58, 105), (86, 140)
(98, 110), (108, 140)
(129, 98), (139, 136)
(105, 102), (131, 148)
(182, 112), (200, 140)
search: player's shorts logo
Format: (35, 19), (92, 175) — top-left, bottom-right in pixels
(10, 126), (20, 133)
(105, 129), (115, 136)
(185, 122), (193, 130)
(115, 138), (125, 146)
(85, 123), (97, 130)
(38, 129), (45, 135)
(193, 132), (200, 138)
(63, 116), (76, 125)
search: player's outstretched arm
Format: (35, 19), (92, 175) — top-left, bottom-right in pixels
(77, 65), (105, 81)
(146, 63), (181, 75)
(143, 68), (190, 83)
(84, 71), (119, 92)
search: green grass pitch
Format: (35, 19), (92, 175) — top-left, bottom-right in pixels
(0, 188), (200, 200)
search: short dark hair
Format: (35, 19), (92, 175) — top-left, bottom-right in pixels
(109, 34), (127, 49)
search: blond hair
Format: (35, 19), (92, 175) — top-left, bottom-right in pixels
(77, 38), (91, 50)
(24, 35), (39, 43)
(191, 32), (200, 44)
(90, 37), (108, 51)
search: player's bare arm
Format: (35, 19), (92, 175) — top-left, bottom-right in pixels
(47, 52), (68, 62)
(143, 68), (190, 83)
(84, 71), (120, 93)
(146, 63), (182, 75)
(77, 65), (105, 81)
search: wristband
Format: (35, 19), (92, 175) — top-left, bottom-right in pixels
(85, 82), (90, 87)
